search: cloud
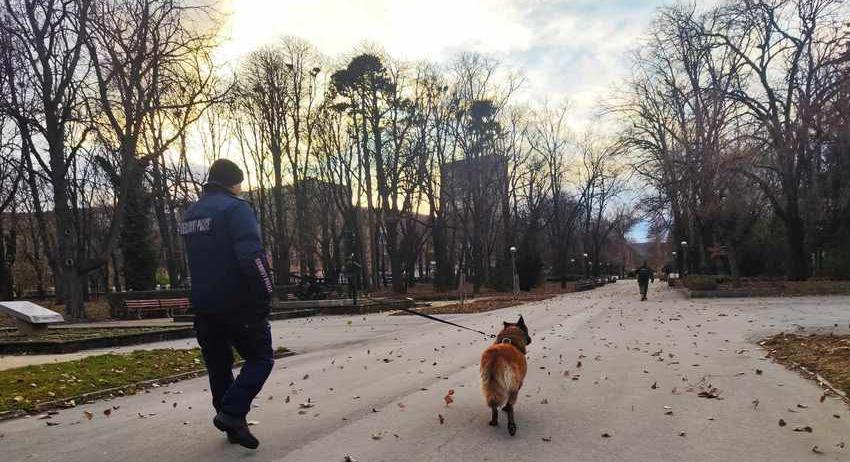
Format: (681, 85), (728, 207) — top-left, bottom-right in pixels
(215, 0), (665, 129)
(217, 0), (534, 61)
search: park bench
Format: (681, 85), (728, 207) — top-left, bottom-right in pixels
(124, 298), (190, 319)
(574, 280), (595, 292)
(0, 301), (64, 335)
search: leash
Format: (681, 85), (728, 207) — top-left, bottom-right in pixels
(400, 299), (495, 338)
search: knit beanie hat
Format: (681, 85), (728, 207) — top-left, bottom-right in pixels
(207, 158), (244, 187)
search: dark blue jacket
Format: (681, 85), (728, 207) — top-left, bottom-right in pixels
(637, 266), (653, 285)
(180, 186), (273, 315)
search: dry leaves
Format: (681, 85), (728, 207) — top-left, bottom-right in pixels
(444, 389), (455, 407)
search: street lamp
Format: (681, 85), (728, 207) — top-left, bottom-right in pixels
(680, 241), (688, 276)
(510, 246), (519, 295)
(583, 253), (589, 279)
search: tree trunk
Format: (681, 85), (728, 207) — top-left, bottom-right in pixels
(151, 159), (180, 287)
(386, 214), (404, 294)
(120, 164), (158, 291)
(432, 215), (453, 292)
(785, 213), (809, 281)
(0, 220), (13, 300)
(727, 242), (742, 288)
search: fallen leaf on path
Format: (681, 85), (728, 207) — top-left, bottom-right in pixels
(812, 446), (824, 454)
(84, 411), (93, 420)
(438, 414), (444, 424)
(697, 388), (721, 399)
(793, 426), (813, 433)
(542, 436), (552, 442)
(444, 390), (455, 407)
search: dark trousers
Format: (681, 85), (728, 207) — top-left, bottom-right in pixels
(194, 312), (274, 418)
(639, 281), (649, 299)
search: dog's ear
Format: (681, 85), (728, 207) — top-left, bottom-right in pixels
(517, 316), (530, 344)
(503, 321), (511, 327)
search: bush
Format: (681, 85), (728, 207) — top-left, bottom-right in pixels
(714, 274), (733, 285)
(682, 274), (719, 291)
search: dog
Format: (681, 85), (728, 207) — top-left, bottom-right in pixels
(480, 315), (531, 436)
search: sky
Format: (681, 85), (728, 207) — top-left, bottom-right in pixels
(214, 0), (668, 241)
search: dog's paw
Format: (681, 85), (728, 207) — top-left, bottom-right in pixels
(489, 420), (499, 427)
(508, 423), (517, 436)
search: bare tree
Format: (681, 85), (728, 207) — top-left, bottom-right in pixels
(704, 0), (850, 279)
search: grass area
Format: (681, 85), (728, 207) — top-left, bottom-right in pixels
(0, 326), (188, 343)
(0, 346), (289, 414)
(762, 333), (850, 398)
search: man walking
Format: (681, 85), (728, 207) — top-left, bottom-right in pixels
(180, 159), (274, 449)
(636, 261), (653, 301)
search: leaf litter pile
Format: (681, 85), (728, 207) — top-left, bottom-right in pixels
(394, 295), (556, 316)
(761, 333), (850, 399)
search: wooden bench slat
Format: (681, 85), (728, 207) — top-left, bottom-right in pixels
(124, 297), (191, 319)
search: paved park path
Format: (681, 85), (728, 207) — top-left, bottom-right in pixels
(2, 282), (849, 461)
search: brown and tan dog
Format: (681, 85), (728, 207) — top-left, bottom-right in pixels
(479, 315), (531, 436)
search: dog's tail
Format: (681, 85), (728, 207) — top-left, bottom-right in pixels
(480, 355), (516, 407)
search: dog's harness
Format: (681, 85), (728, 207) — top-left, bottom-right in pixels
(499, 336), (526, 354)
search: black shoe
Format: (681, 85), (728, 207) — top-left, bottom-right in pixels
(213, 412), (259, 449)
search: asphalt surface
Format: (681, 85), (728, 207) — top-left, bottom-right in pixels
(1, 282), (849, 461)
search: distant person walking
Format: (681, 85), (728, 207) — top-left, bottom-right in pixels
(180, 159), (274, 449)
(636, 261), (653, 301)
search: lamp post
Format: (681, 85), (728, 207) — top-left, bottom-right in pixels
(510, 246), (518, 295)
(680, 241), (688, 276)
(671, 251), (677, 278)
(583, 253), (589, 279)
